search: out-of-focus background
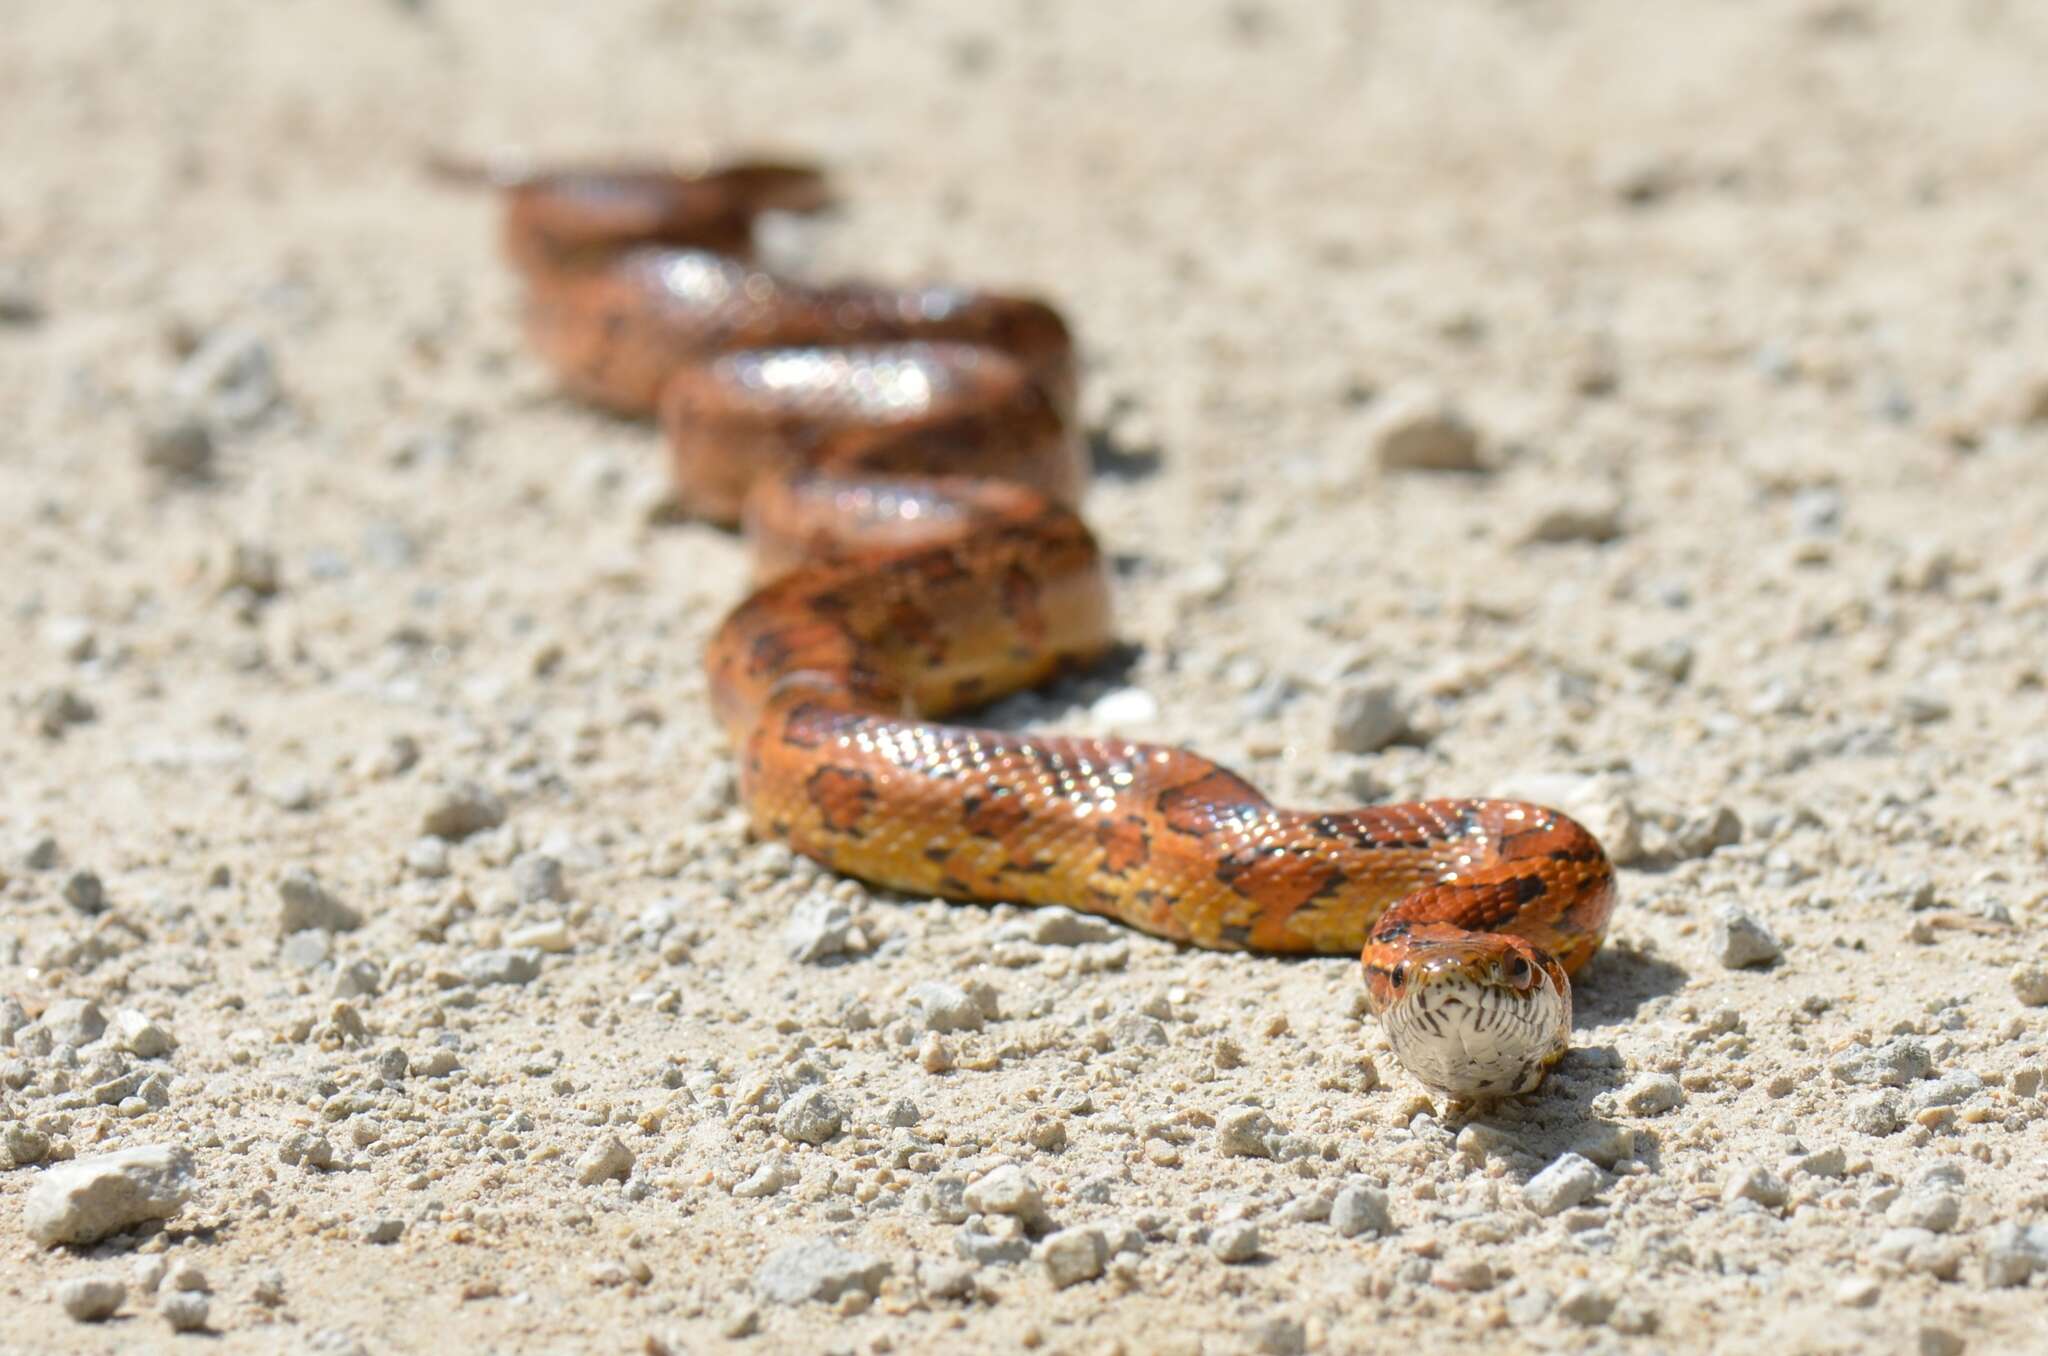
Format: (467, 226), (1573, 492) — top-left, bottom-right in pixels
(3, 3), (2047, 1352)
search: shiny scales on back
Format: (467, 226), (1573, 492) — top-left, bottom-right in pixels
(453, 155), (1618, 1102)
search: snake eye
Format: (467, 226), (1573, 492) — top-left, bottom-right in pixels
(1388, 963), (1408, 989)
(1504, 956), (1534, 990)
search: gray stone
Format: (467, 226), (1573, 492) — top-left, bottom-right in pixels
(24, 1144), (196, 1246)
(1369, 389), (1486, 473)
(1556, 1282), (1615, 1327)
(1885, 1189), (1960, 1234)
(158, 1290), (210, 1332)
(776, 1086), (845, 1145)
(41, 999), (107, 1048)
(1524, 1153), (1602, 1217)
(2012, 961), (2048, 1007)
(172, 326), (280, 428)
(461, 948), (542, 986)
(280, 930), (332, 970)
(1616, 1072), (1684, 1116)
(56, 1275), (127, 1322)
(1982, 1222), (2048, 1287)
(1218, 1106), (1281, 1159)
(1713, 903), (1783, 969)
(1330, 682), (1416, 754)
(1251, 1316), (1308, 1356)
(1831, 1038), (1932, 1087)
(1210, 1222), (1261, 1263)
(138, 412), (215, 478)
(111, 1010), (176, 1059)
(784, 894), (855, 963)
(1036, 1225), (1107, 1288)
(62, 870), (106, 915)
(421, 782), (506, 840)
(510, 852), (566, 903)
(277, 869), (362, 934)
(753, 1238), (891, 1305)
(1848, 1088), (1907, 1136)
(963, 1164), (1048, 1231)
(1521, 495), (1625, 545)
(575, 1136), (634, 1185)
(363, 1217), (405, 1244)
(1017, 907), (1120, 946)
(1330, 1184), (1393, 1238)
(1871, 1227), (1961, 1280)
(1723, 1165), (1789, 1209)
(907, 981), (984, 1033)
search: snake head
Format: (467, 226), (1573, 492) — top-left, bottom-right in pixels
(1362, 926), (1573, 1102)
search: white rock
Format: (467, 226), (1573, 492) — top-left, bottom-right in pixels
(2011, 961), (2048, 1007)
(963, 1164), (1048, 1232)
(1210, 1222), (1261, 1263)
(24, 1145), (196, 1246)
(776, 1086), (845, 1145)
(158, 1290), (210, 1332)
(1218, 1106), (1280, 1159)
(784, 894), (855, 963)
(574, 1136), (634, 1186)
(276, 869), (362, 935)
(1523, 1153), (1602, 1217)
(1616, 1072), (1684, 1116)
(754, 1238), (891, 1305)
(1713, 903), (1783, 969)
(1885, 1189), (1960, 1234)
(56, 1276), (126, 1322)
(111, 1010), (177, 1059)
(1723, 1164), (1789, 1209)
(1330, 1184), (1393, 1238)
(1036, 1225), (1107, 1288)
(1090, 687), (1160, 729)
(908, 981), (984, 1033)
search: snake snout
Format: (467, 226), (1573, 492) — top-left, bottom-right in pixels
(1374, 954), (1571, 1102)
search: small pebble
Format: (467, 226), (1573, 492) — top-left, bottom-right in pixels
(461, 947), (542, 986)
(1713, 903), (1783, 969)
(753, 1238), (891, 1305)
(421, 782), (506, 840)
(1368, 388), (1486, 473)
(776, 1086), (845, 1145)
(1723, 1165), (1789, 1209)
(908, 981), (985, 1033)
(2010, 962), (2048, 1007)
(575, 1136), (635, 1186)
(1330, 1184), (1393, 1238)
(56, 1276), (126, 1323)
(1218, 1105), (1280, 1159)
(1036, 1225), (1107, 1288)
(1210, 1222), (1261, 1263)
(1329, 682), (1417, 754)
(277, 869), (362, 935)
(963, 1164), (1048, 1231)
(510, 852), (566, 903)
(61, 869), (106, 915)
(158, 1290), (210, 1333)
(1524, 1152), (1602, 1217)
(138, 412), (215, 478)
(1616, 1072), (1684, 1116)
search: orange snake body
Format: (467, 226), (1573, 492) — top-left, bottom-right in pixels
(462, 160), (1619, 1100)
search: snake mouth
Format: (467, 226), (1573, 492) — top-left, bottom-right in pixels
(1377, 960), (1571, 1102)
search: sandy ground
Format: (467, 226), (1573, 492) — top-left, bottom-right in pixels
(5, 1), (2048, 1352)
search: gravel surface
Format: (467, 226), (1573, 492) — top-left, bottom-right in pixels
(4, 3), (2048, 1352)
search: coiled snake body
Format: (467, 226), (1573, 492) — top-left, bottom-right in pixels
(454, 159), (1618, 1100)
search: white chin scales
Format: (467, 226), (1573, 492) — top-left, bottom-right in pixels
(1383, 973), (1567, 1100)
